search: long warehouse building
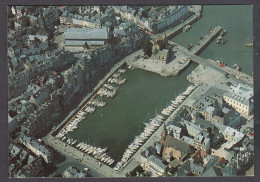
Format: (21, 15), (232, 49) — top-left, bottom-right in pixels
(64, 28), (111, 46)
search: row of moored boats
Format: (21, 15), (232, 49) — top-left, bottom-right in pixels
(162, 84), (198, 116)
(113, 84), (198, 171)
(55, 70), (127, 139)
(76, 142), (115, 166)
(55, 68), (128, 166)
(113, 114), (165, 171)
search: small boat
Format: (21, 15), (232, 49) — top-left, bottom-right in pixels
(245, 42), (253, 47)
(187, 43), (193, 49)
(216, 36), (227, 44)
(61, 136), (66, 141)
(71, 140), (77, 145)
(233, 64), (241, 71)
(183, 24), (191, 32)
(220, 29), (227, 36)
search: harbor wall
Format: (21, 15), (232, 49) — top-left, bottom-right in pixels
(166, 15), (200, 40)
(192, 26), (222, 55)
(52, 61), (128, 137)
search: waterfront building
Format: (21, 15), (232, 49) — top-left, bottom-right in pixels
(154, 142), (163, 155)
(18, 134), (53, 163)
(62, 166), (87, 178)
(114, 5), (190, 33)
(166, 124), (183, 139)
(142, 155), (167, 177)
(64, 28), (111, 46)
(160, 135), (194, 162)
(223, 83), (253, 116)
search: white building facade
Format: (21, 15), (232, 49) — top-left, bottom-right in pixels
(223, 84), (253, 116)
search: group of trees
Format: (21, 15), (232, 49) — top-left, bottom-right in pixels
(143, 39), (153, 57)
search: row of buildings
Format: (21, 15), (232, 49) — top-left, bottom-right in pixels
(113, 5), (191, 33)
(138, 83), (253, 177)
(9, 133), (55, 177)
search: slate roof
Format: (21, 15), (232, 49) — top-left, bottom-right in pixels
(221, 165), (237, 176)
(147, 155), (167, 171)
(191, 149), (207, 163)
(201, 166), (222, 176)
(160, 135), (192, 154)
(63, 166), (86, 178)
(191, 162), (205, 175)
(175, 161), (191, 176)
(223, 83), (253, 106)
(141, 146), (156, 158)
(65, 40), (105, 46)
(65, 28), (110, 40)
(10, 144), (21, 156)
(181, 136), (194, 146)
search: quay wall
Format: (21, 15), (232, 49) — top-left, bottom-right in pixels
(126, 58), (191, 77)
(166, 14), (200, 40)
(52, 60), (128, 137)
(192, 26), (222, 55)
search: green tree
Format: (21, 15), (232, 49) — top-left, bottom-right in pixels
(84, 42), (89, 49)
(143, 39), (153, 57)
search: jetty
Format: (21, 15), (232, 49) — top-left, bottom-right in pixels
(191, 26), (223, 54)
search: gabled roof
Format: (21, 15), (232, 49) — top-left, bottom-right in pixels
(147, 155), (167, 171)
(195, 117), (214, 129)
(201, 166), (222, 176)
(169, 159), (181, 168)
(223, 83), (253, 106)
(160, 135), (192, 154)
(191, 163), (205, 175)
(221, 165), (237, 176)
(192, 149), (207, 163)
(175, 161), (191, 176)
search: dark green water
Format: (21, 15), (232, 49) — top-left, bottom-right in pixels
(172, 5), (253, 75)
(69, 63), (197, 161)
(69, 5), (253, 162)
